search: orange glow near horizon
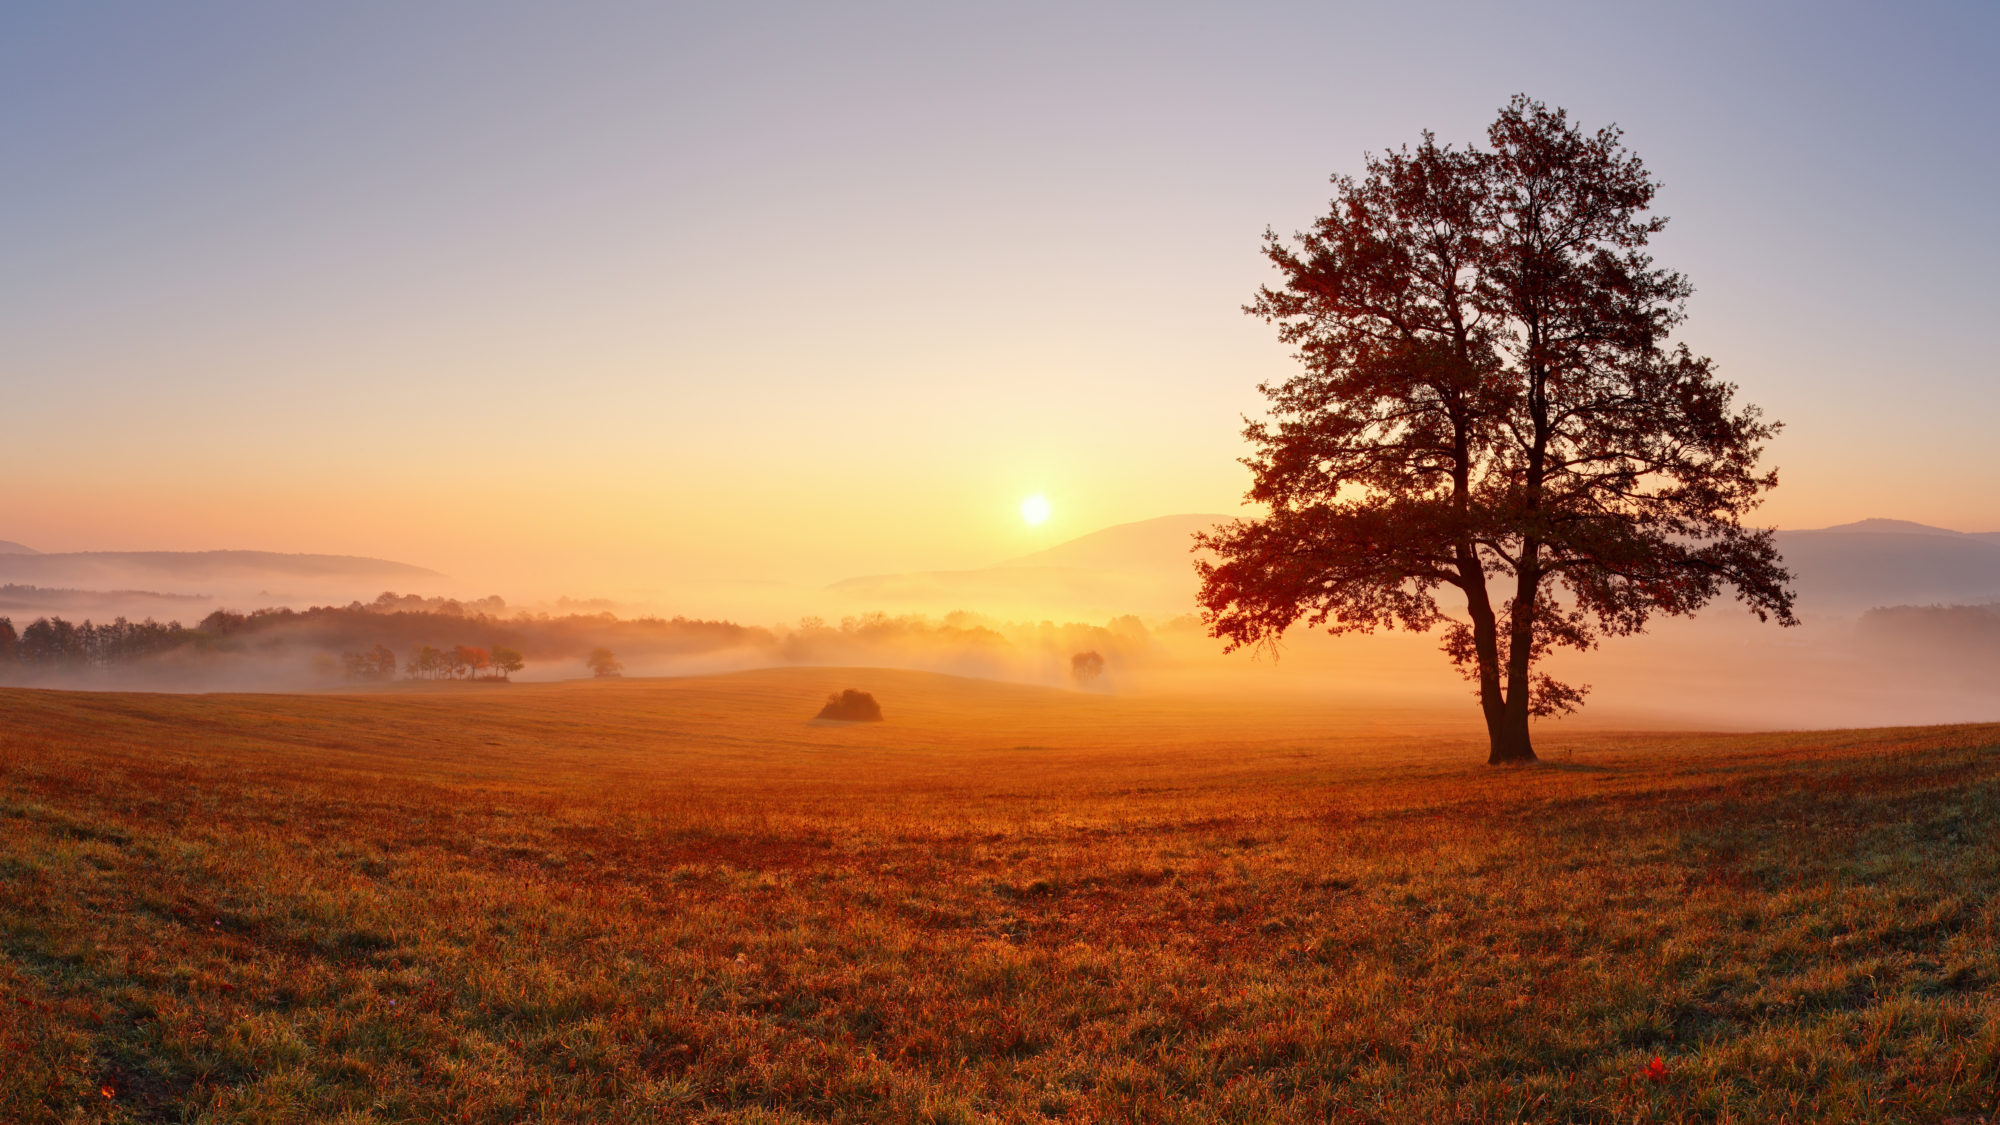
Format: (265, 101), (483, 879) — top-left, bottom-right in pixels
(3, 7), (1996, 619)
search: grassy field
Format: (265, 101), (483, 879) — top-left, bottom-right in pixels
(1, 668), (1996, 1123)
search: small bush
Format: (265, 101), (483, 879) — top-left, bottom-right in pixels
(816, 689), (883, 722)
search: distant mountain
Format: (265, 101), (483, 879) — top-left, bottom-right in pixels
(1774, 526), (2000, 610)
(0, 540), (38, 555)
(833, 512), (2000, 619)
(1806, 517), (2000, 549)
(831, 515), (1230, 618)
(0, 550), (445, 604)
(1002, 514), (1226, 571)
(1812, 518), (1967, 537)
(0, 583), (211, 622)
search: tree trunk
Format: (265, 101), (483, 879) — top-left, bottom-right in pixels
(1486, 703), (1537, 764)
(1461, 592), (1531, 764)
(1489, 564), (1542, 765)
(1459, 563), (1507, 744)
(1489, 657), (1539, 763)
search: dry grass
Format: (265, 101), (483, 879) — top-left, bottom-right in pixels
(1, 667), (1996, 1123)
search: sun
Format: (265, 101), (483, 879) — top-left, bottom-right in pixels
(1020, 494), (1052, 526)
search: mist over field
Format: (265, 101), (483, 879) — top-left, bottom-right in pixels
(8, 665), (1997, 1122)
(4, 516), (2000, 733)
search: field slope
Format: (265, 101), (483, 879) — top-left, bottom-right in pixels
(1, 669), (1996, 1123)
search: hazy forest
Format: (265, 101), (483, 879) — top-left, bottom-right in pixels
(0, 591), (1161, 695)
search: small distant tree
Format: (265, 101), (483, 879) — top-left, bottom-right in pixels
(199, 609), (247, 636)
(341, 643), (402, 682)
(1070, 650), (1105, 685)
(586, 647), (623, 678)
(490, 645), (525, 681)
(0, 617), (16, 664)
(406, 645), (443, 680)
(458, 645), (491, 679)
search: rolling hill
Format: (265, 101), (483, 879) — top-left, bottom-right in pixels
(832, 514), (2000, 619)
(1000, 513), (1224, 571)
(1776, 522), (2000, 609)
(0, 549), (447, 605)
(826, 515), (1226, 618)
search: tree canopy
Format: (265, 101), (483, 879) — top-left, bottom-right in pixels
(1197, 96), (1795, 764)
(586, 648), (623, 678)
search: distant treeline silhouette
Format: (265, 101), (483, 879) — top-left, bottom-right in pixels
(196, 601), (760, 662)
(0, 615), (196, 668)
(1858, 603), (2000, 665)
(343, 643), (527, 682)
(0, 583), (208, 609)
(0, 594), (764, 679)
(0, 595), (1157, 688)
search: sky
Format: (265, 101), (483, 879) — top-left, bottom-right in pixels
(3, 2), (1996, 600)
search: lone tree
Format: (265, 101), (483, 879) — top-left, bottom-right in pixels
(586, 647), (623, 678)
(1070, 650), (1105, 685)
(1197, 97), (1795, 765)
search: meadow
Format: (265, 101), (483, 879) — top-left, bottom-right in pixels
(0, 669), (1995, 1123)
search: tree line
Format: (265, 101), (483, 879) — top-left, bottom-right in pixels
(0, 616), (195, 668)
(343, 643), (526, 682)
(0, 614), (537, 682)
(0, 599), (739, 680)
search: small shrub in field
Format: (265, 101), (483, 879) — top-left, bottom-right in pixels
(816, 689), (883, 722)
